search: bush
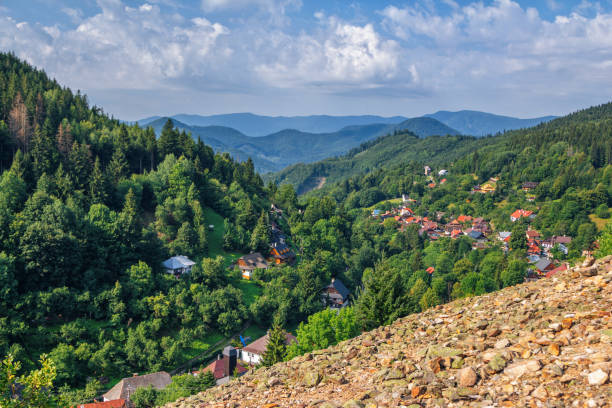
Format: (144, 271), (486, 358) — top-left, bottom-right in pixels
(596, 204), (610, 219)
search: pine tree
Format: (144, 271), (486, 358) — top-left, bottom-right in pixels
(89, 157), (109, 205)
(261, 321), (287, 367)
(107, 147), (128, 183)
(249, 211), (270, 252)
(56, 121), (73, 159)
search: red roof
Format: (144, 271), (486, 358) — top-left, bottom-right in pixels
(457, 215), (472, 223)
(426, 267), (435, 274)
(511, 209), (534, 220)
(545, 263), (568, 278)
(428, 183), (436, 188)
(201, 358), (247, 380)
(440, 178), (447, 183)
(451, 229), (462, 238)
(526, 230), (540, 238)
(75, 400), (127, 408)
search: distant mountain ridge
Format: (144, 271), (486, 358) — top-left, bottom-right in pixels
(148, 117), (461, 173)
(140, 113), (409, 136)
(137, 111), (555, 138)
(425, 110), (556, 136)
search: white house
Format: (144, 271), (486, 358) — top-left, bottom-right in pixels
(438, 169), (448, 176)
(240, 332), (297, 365)
(162, 255), (195, 277)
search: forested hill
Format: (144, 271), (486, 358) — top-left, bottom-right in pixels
(0, 52), (282, 401)
(425, 110), (556, 136)
(147, 116), (460, 174)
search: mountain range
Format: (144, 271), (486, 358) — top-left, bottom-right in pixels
(138, 111), (556, 138)
(147, 116), (461, 173)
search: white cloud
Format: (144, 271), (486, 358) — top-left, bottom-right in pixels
(254, 16), (403, 90)
(0, 2), (230, 90)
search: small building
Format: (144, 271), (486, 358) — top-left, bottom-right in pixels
(241, 332), (297, 365)
(468, 230), (484, 240)
(498, 231), (511, 241)
(510, 209), (535, 222)
(76, 400), (127, 408)
(426, 266), (435, 274)
(321, 278), (351, 309)
(534, 258), (555, 275)
(237, 253), (268, 280)
(545, 263), (568, 278)
(162, 256), (195, 277)
(522, 182), (539, 191)
(526, 229), (540, 240)
(269, 242), (295, 265)
(102, 372), (171, 402)
(424, 165), (431, 175)
(438, 169), (448, 176)
(197, 346), (247, 385)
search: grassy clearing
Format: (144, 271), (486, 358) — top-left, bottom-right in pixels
(366, 198), (402, 211)
(589, 213), (609, 231)
(203, 207), (227, 258)
(236, 280), (263, 306)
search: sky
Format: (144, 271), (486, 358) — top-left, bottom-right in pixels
(1, 0), (612, 120)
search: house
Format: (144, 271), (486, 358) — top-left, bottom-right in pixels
(102, 372), (171, 402)
(426, 267), (435, 274)
(468, 230), (484, 240)
(197, 347), (247, 384)
(542, 236), (572, 249)
(498, 231), (512, 241)
(237, 253), (268, 280)
(75, 400), (127, 408)
(545, 263), (568, 278)
(241, 332), (297, 365)
(440, 178), (447, 184)
(480, 182), (496, 193)
(534, 258), (555, 275)
(457, 215), (472, 224)
(451, 229), (462, 239)
(510, 209), (535, 222)
(522, 182), (539, 191)
(427, 182), (436, 189)
(269, 242), (295, 265)
(424, 165), (431, 175)
(526, 229), (540, 240)
(438, 169), (448, 176)
(322, 278), (351, 309)
(162, 256), (195, 277)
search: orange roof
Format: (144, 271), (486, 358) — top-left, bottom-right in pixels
(546, 263), (567, 278)
(75, 400), (127, 408)
(428, 183), (436, 188)
(426, 267), (435, 274)
(457, 215), (472, 223)
(511, 209), (534, 219)
(440, 178), (447, 183)
(451, 229), (462, 237)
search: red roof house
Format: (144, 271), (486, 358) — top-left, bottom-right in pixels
(510, 209), (534, 222)
(75, 400), (127, 408)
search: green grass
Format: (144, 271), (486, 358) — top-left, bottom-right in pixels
(236, 280), (263, 306)
(204, 207), (227, 258)
(181, 331), (225, 361)
(589, 213), (609, 231)
(366, 198), (402, 211)
(241, 325), (266, 340)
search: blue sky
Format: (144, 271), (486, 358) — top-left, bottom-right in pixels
(1, 0), (611, 120)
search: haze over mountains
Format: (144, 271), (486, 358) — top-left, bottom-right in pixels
(140, 111), (555, 173)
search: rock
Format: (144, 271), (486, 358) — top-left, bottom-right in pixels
(495, 338), (510, 349)
(587, 369), (609, 386)
(544, 363), (563, 377)
(548, 342), (560, 356)
(426, 345), (463, 358)
(458, 367), (478, 387)
(302, 370), (321, 387)
(488, 354), (507, 372)
(384, 368), (405, 380)
(531, 385), (548, 400)
(503, 360), (541, 378)
(343, 401), (364, 408)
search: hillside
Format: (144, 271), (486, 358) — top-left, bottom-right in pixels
(426, 110), (556, 136)
(167, 256), (612, 407)
(147, 117), (459, 174)
(268, 132), (490, 194)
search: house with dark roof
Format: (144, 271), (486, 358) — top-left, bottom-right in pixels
(322, 278), (350, 309)
(237, 252), (268, 280)
(162, 256), (195, 277)
(467, 230), (484, 240)
(522, 182), (539, 191)
(534, 258), (555, 275)
(241, 332), (297, 365)
(269, 242), (295, 265)
(102, 372), (171, 402)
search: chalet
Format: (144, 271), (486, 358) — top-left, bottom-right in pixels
(162, 255), (195, 277)
(237, 253), (268, 280)
(75, 400), (127, 408)
(480, 181), (496, 193)
(270, 242), (295, 265)
(542, 235), (572, 249)
(522, 182), (539, 191)
(241, 332), (297, 365)
(510, 209), (535, 222)
(534, 258), (555, 275)
(400, 207), (414, 217)
(322, 278), (351, 309)
(102, 372), (171, 402)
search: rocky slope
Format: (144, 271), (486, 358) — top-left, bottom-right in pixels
(167, 256), (612, 408)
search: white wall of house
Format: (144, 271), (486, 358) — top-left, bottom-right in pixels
(240, 350), (262, 365)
